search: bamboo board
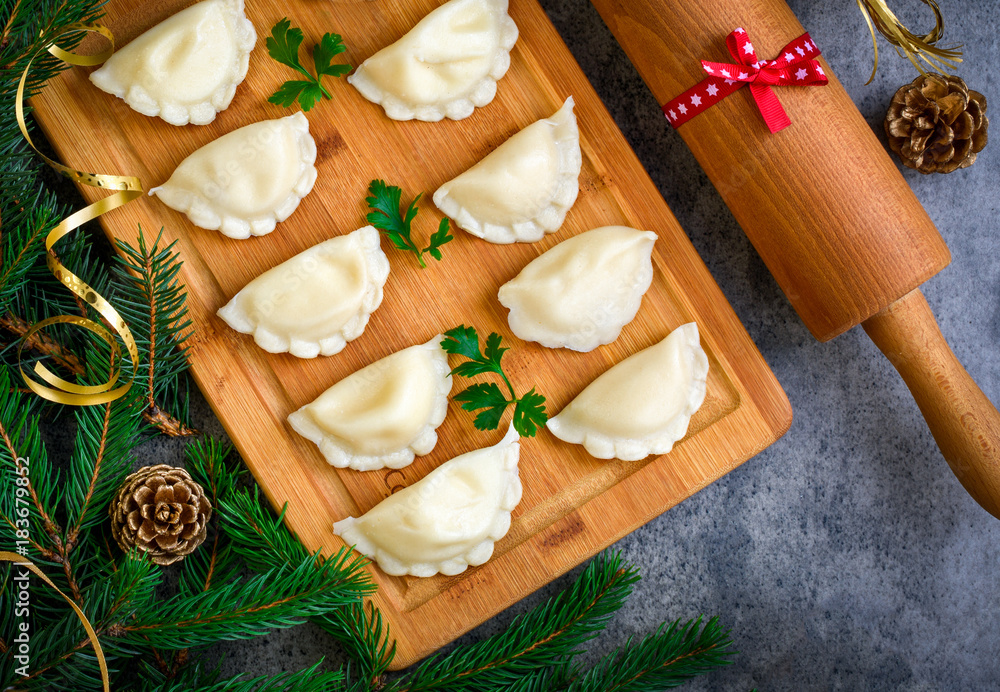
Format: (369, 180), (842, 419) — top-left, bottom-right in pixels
(33, 0), (792, 668)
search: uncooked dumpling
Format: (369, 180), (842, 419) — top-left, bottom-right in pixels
(348, 0), (518, 121)
(498, 226), (656, 351)
(89, 0), (255, 126)
(150, 113), (317, 239)
(334, 425), (522, 577)
(288, 336), (453, 471)
(433, 97), (581, 244)
(547, 323), (708, 461)
(217, 227), (390, 358)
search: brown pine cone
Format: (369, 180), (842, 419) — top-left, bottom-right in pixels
(885, 73), (988, 174)
(110, 464), (212, 566)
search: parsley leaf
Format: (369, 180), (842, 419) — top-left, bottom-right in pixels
(266, 18), (350, 112)
(443, 325), (549, 437)
(514, 388), (549, 438)
(366, 180), (452, 267)
(454, 382), (508, 431)
(442, 326), (483, 362)
(424, 218), (454, 261)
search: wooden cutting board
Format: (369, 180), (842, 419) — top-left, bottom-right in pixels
(33, 0), (792, 668)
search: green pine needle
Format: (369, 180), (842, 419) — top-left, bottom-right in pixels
(366, 179), (453, 267)
(120, 554), (372, 649)
(568, 616), (736, 691)
(442, 325), (548, 437)
(395, 552), (640, 692)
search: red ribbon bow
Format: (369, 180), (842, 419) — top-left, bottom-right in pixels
(663, 28), (828, 133)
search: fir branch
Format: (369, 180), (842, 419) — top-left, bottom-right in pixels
(0, 310), (84, 374)
(144, 659), (345, 692)
(395, 552), (640, 692)
(313, 601), (396, 688)
(217, 486), (313, 570)
(63, 340), (144, 544)
(118, 554), (373, 650)
(16, 551), (158, 690)
(112, 229), (195, 437)
(567, 617), (735, 691)
(180, 440), (243, 598)
(0, 365), (63, 553)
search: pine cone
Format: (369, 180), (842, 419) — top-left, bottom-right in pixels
(110, 465), (212, 565)
(885, 73), (988, 174)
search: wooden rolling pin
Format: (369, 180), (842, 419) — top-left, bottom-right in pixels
(590, 0), (1000, 518)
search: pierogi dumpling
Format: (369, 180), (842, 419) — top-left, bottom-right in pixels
(498, 226), (656, 351)
(288, 336), (453, 471)
(433, 97), (581, 244)
(334, 426), (522, 577)
(150, 113), (317, 239)
(89, 0), (256, 126)
(217, 227), (390, 358)
(348, 0), (519, 121)
(547, 323), (709, 461)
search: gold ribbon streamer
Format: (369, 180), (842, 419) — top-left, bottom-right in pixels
(0, 551), (110, 691)
(15, 23), (141, 405)
(856, 0), (963, 84)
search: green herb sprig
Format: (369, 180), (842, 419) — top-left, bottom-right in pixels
(366, 179), (453, 268)
(266, 18), (351, 112)
(443, 325), (548, 437)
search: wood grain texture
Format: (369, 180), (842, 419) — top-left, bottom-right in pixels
(863, 290), (1000, 519)
(589, 0), (951, 342)
(33, 0), (791, 667)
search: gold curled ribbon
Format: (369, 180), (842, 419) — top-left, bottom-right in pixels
(0, 551), (110, 691)
(856, 0), (963, 84)
(16, 23), (141, 405)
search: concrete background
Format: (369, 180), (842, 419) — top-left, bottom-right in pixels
(41, 0), (1000, 689)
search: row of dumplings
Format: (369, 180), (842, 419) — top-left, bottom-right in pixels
(88, 0), (711, 577)
(90, 0), (519, 126)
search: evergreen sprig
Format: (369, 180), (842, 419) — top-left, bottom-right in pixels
(112, 230), (195, 436)
(394, 553), (639, 692)
(567, 617), (736, 691)
(121, 555), (372, 650)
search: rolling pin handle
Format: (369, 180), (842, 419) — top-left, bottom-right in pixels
(862, 289), (1000, 519)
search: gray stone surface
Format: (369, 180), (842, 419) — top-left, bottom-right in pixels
(36, 0), (1000, 689)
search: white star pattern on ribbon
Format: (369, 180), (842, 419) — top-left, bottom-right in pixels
(662, 30), (824, 131)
